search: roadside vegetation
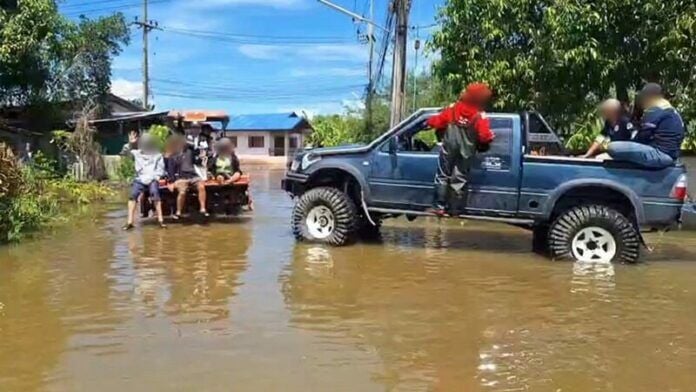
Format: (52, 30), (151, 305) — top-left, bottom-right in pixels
(312, 0), (696, 152)
(0, 143), (114, 243)
(0, 1), (130, 243)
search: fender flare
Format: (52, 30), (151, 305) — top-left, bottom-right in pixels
(543, 179), (645, 224)
(305, 162), (372, 202)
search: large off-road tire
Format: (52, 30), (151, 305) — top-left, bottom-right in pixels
(292, 187), (358, 246)
(548, 205), (640, 264)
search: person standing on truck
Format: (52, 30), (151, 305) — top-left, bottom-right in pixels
(426, 82), (495, 215)
(583, 99), (635, 158)
(608, 83), (685, 168)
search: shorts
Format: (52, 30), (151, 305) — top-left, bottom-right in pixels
(174, 177), (203, 193)
(130, 180), (160, 201)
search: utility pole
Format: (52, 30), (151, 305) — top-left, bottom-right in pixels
(389, 0), (410, 127)
(365, 0), (375, 132)
(133, 0), (158, 110)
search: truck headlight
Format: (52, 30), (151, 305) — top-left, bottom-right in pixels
(290, 159), (300, 172)
(301, 153), (321, 170)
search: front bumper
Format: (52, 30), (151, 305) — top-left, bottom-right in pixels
(281, 172), (309, 195)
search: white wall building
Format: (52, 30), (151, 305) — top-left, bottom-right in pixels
(224, 112), (312, 157)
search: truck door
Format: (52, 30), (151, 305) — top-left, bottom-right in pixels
(465, 116), (521, 215)
(368, 133), (439, 209)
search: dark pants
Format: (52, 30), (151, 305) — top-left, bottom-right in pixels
(130, 180), (160, 201)
(433, 124), (477, 208)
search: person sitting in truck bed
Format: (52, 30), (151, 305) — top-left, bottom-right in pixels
(209, 138), (242, 184)
(583, 98), (635, 158)
(608, 83), (685, 169)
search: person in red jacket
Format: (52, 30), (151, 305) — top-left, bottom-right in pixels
(428, 82), (494, 215)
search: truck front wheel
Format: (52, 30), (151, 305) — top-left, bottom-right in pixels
(548, 205), (640, 264)
(292, 187), (358, 246)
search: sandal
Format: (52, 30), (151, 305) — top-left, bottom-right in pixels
(200, 211), (210, 217)
(159, 221), (167, 229)
(122, 223), (135, 231)
(171, 214), (181, 221)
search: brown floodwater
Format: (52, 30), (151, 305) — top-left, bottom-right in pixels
(2, 170), (696, 391)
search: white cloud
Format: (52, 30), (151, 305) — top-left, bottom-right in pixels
(111, 79), (143, 100)
(238, 44), (369, 62)
(237, 45), (280, 60)
(279, 98), (364, 116)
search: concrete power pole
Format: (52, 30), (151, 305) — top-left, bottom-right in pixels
(389, 0), (410, 127)
(133, 0), (157, 110)
(365, 0), (375, 131)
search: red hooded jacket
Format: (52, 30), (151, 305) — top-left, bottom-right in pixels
(426, 101), (494, 145)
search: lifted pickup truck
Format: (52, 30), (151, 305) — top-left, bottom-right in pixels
(282, 109), (688, 263)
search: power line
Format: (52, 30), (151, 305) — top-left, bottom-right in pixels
(153, 85), (366, 101)
(151, 77), (365, 95)
(63, 0), (174, 16)
(160, 26), (354, 45)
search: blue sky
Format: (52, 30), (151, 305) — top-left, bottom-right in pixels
(58, 0), (444, 116)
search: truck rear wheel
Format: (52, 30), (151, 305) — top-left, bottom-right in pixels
(548, 205), (640, 264)
(292, 187), (358, 246)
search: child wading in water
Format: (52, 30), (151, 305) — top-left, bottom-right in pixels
(209, 138), (242, 184)
(122, 131), (166, 230)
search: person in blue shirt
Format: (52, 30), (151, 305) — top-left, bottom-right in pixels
(608, 83), (685, 168)
(583, 98), (635, 158)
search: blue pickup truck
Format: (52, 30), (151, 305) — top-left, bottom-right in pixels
(282, 109), (688, 263)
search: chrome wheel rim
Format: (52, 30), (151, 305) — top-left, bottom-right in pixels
(306, 206), (335, 239)
(571, 227), (617, 263)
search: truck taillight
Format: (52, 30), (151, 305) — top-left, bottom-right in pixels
(671, 174), (688, 201)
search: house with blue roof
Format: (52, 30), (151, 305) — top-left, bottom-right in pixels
(224, 112), (312, 157)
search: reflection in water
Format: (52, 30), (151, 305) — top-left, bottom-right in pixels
(282, 225), (696, 391)
(2, 170), (696, 391)
(126, 225), (251, 324)
(570, 261), (616, 298)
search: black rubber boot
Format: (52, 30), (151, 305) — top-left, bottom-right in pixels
(429, 184), (449, 216)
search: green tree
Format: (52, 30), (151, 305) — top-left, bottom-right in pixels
(309, 114), (363, 147)
(430, 0), (696, 131)
(0, 0), (129, 112)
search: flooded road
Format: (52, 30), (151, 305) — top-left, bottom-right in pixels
(2, 170), (696, 391)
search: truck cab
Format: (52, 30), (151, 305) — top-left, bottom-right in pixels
(283, 109), (688, 263)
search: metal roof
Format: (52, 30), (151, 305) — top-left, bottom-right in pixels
(89, 110), (169, 124)
(228, 112), (309, 132)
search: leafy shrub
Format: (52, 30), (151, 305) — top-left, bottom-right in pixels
(0, 142), (114, 243)
(565, 115), (604, 153)
(116, 154), (135, 182)
(0, 142), (22, 200)
(681, 120), (696, 153)
(147, 124), (170, 150)
(0, 160), (57, 243)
